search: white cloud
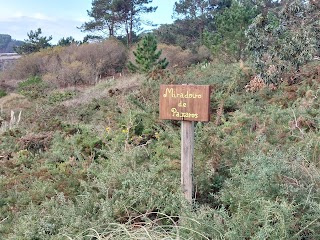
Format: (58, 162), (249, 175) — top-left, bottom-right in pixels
(0, 1), (92, 42)
(33, 13), (54, 21)
(0, 16), (87, 43)
(12, 12), (24, 19)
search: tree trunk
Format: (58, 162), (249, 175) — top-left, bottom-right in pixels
(128, 7), (134, 46)
(125, 20), (129, 47)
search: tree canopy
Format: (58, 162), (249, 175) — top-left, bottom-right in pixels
(14, 28), (52, 55)
(81, 0), (157, 46)
(204, 0), (259, 61)
(57, 36), (78, 46)
(128, 34), (168, 73)
(173, 0), (215, 45)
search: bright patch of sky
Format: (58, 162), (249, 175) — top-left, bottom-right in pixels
(0, 0), (176, 43)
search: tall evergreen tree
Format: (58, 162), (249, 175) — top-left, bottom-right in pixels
(128, 34), (168, 73)
(173, 0), (215, 45)
(154, 19), (201, 49)
(204, 0), (258, 61)
(81, 0), (120, 37)
(81, 0), (157, 46)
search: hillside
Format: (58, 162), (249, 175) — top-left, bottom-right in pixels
(0, 53), (21, 72)
(0, 34), (24, 53)
(0, 48), (320, 239)
(1, 0), (319, 238)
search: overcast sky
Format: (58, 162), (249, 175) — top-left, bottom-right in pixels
(0, 0), (176, 43)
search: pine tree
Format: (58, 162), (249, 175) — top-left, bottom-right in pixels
(14, 28), (52, 54)
(81, 0), (157, 46)
(128, 34), (168, 73)
(203, 1), (258, 62)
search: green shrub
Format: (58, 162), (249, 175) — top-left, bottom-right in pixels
(246, 2), (318, 85)
(0, 89), (6, 98)
(7, 192), (114, 240)
(18, 75), (42, 88)
(17, 76), (49, 99)
(48, 90), (77, 104)
(217, 141), (320, 239)
(1, 58), (320, 240)
(46, 128), (104, 164)
(111, 169), (182, 218)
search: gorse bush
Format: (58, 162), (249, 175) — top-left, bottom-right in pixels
(246, 0), (319, 85)
(1, 50), (320, 240)
(17, 75), (42, 88)
(0, 89), (6, 98)
(217, 141), (320, 239)
(17, 75), (50, 99)
(47, 90), (77, 104)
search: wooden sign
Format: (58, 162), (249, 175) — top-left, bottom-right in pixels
(159, 84), (212, 203)
(159, 85), (211, 122)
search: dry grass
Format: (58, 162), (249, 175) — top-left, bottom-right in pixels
(62, 74), (143, 108)
(0, 78), (21, 92)
(0, 93), (29, 132)
(0, 93), (30, 112)
(65, 213), (211, 240)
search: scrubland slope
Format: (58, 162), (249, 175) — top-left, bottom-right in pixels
(0, 45), (320, 239)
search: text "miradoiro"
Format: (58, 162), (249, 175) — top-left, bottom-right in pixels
(163, 88), (202, 99)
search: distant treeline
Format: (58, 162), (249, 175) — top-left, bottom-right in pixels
(0, 34), (24, 53)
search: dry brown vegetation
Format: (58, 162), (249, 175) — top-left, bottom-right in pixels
(62, 74), (143, 108)
(158, 44), (212, 70)
(1, 39), (213, 91)
(1, 39), (127, 87)
(0, 93), (30, 112)
(127, 43), (212, 71)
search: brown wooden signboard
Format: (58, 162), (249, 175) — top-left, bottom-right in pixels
(159, 84), (211, 203)
(159, 84), (211, 122)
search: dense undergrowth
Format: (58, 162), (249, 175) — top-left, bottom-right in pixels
(0, 60), (320, 239)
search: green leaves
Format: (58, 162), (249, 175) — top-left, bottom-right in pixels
(0, 89), (6, 98)
(218, 144), (320, 239)
(17, 76), (49, 99)
(204, 1), (258, 62)
(14, 28), (52, 55)
(82, 0), (157, 45)
(246, 0), (319, 85)
(128, 34), (168, 74)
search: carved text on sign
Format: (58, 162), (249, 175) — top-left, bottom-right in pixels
(159, 85), (211, 122)
(163, 87), (202, 99)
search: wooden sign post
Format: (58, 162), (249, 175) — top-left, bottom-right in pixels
(181, 120), (194, 202)
(159, 85), (211, 203)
